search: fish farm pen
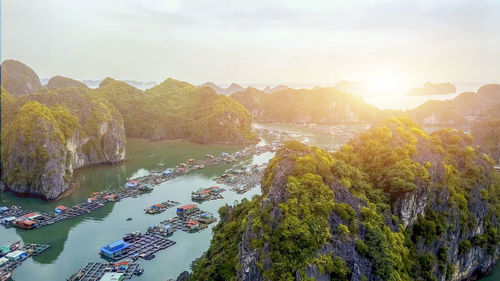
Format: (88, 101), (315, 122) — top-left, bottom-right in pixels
(67, 261), (141, 281)
(144, 200), (179, 214)
(0, 144), (277, 231)
(100, 232), (176, 262)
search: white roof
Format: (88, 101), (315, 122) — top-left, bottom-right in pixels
(0, 257), (8, 264)
(100, 272), (124, 281)
(6, 250), (25, 258)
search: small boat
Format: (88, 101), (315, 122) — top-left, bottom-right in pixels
(134, 268), (144, 275)
(144, 253), (155, 260)
(126, 217), (132, 221)
(10, 241), (21, 251)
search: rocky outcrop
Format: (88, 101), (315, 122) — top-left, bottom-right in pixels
(1, 59), (43, 95)
(189, 119), (500, 281)
(1, 87), (125, 200)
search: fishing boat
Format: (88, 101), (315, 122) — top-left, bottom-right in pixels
(1, 269), (13, 281)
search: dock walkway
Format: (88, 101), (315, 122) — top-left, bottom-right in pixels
(0, 144), (276, 231)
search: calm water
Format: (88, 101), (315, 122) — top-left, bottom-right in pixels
(1, 124), (499, 280)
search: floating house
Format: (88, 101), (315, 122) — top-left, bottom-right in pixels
(0, 257), (8, 267)
(126, 180), (138, 188)
(0, 216), (16, 226)
(188, 158), (195, 163)
(102, 194), (117, 202)
(186, 220), (199, 231)
(0, 207), (9, 214)
(0, 245), (10, 256)
(55, 205), (68, 213)
(99, 240), (131, 259)
(5, 250), (26, 261)
(162, 169), (174, 176)
(221, 152), (229, 157)
(191, 186), (222, 201)
(179, 163), (187, 167)
(13, 218), (35, 229)
(176, 204), (198, 216)
(100, 272), (124, 281)
(205, 154), (214, 159)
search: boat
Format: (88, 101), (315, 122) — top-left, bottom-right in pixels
(10, 241), (20, 251)
(134, 268), (144, 275)
(0, 269), (13, 281)
(144, 253), (155, 260)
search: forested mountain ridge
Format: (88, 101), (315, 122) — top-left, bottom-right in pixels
(230, 87), (392, 124)
(97, 77), (257, 144)
(0, 60), (257, 200)
(407, 84), (500, 126)
(188, 117), (500, 281)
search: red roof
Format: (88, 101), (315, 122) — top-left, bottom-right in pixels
(128, 180), (137, 183)
(115, 261), (129, 266)
(187, 220), (199, 226)
(56, 206), (68, 210)
(210, 186), (220, 189)
(155, 204), (162, 208)
(199, 189), (211, 195)
(21, 220), (35, 225)
(24, 213), (38, 218)
(180, 204), (197, 210)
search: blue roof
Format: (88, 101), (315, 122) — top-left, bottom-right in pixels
(0, 207), (9, 211)
(100, 240), (131, 254)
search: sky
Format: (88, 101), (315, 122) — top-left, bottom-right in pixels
(2, 0), (500, 91)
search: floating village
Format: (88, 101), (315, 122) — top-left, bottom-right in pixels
(0, 142), (281, 280)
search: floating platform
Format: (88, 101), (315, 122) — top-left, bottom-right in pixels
(67, 261), (140, 281)
(100, 233), (175, 261)
(1, 144), (276, 231)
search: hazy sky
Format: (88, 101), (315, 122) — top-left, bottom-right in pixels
(2, 0), (499, 87)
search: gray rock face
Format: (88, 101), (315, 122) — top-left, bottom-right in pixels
(1, 59), (43, 96)
(1, 88), (126, 200)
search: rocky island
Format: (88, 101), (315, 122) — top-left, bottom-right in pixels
(406, 82), (456, 96)
(187, 117), (500, 281)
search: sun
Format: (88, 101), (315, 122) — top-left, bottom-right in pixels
(364, 69), (409, 96)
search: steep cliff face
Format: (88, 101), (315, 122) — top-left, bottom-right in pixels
(1, 59), (43, 96)
(1, 87), (125, 199)
(189, 117), (500, 281)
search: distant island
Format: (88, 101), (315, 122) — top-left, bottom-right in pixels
(406, 82), (456, 96)
(333, 80), (374, 97)
(201, 82), (245, 95)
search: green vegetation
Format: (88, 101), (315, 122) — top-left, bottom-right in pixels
(96, 78), (257, 144)
(189, 116), (500, 281)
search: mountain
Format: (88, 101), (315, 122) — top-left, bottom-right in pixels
(472, 102), (500, 163)
(97, 78), (257, 144)
(201, 82), (245, 95)
(407, 84), (500, 125)
(82, 79), (157, 90)
(263, 85), (288, 94)
(47, 75), (89, 89)
(187, 117), (500, 281)
(333, 80), (374, 97)
(231, 87), (393, 124)
(1, 86), (125, 200)
(406, 82), (456, 96)
(1, 59), (43, 95)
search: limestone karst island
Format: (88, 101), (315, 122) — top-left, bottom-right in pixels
(1, 1), (500, 281)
